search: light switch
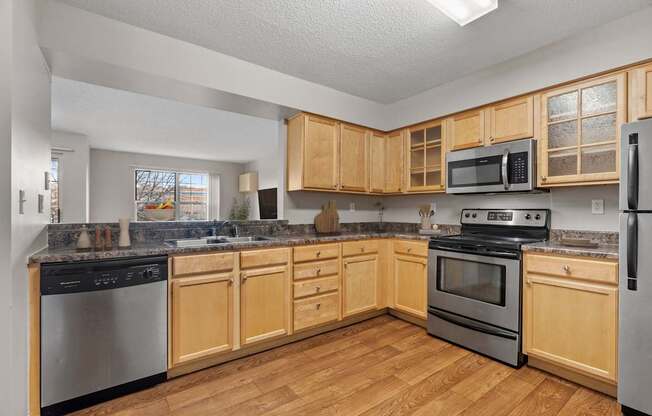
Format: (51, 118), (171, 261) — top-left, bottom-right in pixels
(591, 199), (604, 215)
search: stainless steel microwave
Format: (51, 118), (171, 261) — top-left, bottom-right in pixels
(446, 139), (536, 194)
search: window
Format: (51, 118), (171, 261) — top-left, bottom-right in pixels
(50, 158), (60, 223)
(134, 169), (209, 221)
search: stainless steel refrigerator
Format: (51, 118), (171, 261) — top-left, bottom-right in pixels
(619, 119), (652, 416)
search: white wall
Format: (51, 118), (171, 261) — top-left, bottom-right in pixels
(89, 149), (245, 222)
(4, 1), (52, 415)
(51, 130), (89, 223)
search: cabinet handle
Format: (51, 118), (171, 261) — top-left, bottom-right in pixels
(316, 268), (321, 275)
(228, 277), (234, 285)
(315, 286), (321, 293)
(489, 137), (495, 143)
(316, 251), (321, 258)
(241, 274), (249, 283)
(562, 265), (571, 274)
(541, 176), (547, 182)
(407, 247), (412, 253)
(360, 247), (364, 252)
(316, 303), (321, 310)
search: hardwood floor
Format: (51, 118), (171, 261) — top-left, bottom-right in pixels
(70, 316), (618, 416)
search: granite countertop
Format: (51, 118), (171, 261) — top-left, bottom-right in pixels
(29, 232), (438, 264)
(521, 241), (619, 260)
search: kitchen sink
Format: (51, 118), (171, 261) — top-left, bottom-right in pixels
(167, 235), (274, 248)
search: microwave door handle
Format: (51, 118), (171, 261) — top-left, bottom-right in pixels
(502, 149), (509, 190)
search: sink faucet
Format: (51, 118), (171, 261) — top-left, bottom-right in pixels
(216, 220), (238, 237)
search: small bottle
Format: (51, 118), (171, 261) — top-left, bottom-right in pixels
(104, 226), (113, 250)
(77, 225), (91, 250)
(95, 225), (103, 250)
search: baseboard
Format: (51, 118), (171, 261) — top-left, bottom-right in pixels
(527, 356), (617, 397)
(388, 309), (427, 328)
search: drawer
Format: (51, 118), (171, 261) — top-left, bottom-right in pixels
(172, 252), (235, 277)
(293, 276), (339, 299)
(393, 240), (428, 257)
(525, 253), (618, 285)
(342, 240), (379, 257)
(294, 243), (340, 263)
(240, 247), (289, 269)
(293, 292), (339, 331)
(293, 259), (339, 280)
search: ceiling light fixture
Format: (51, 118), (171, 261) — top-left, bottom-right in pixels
(427, 0), (498, 26)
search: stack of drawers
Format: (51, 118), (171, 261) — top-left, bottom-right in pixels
(292, 243), (340, 331)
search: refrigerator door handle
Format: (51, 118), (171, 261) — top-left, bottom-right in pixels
(627, 212), (638, 282)
(628, 137), (639, 210)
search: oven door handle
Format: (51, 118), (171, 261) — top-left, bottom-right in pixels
(502, 149), (510, 190)
(428, 308), (517, 340)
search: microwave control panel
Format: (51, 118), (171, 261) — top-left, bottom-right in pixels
(508, 152), (528, 184)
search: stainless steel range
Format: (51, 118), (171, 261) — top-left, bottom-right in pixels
(427, 208), (550, 367)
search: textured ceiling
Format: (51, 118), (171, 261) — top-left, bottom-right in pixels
(52, 77), (279, 163)
(57, 0), (652, 103)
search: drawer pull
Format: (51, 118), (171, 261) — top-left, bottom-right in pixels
(316, 303), (321, 310)
(316, 268), (321, 275)
(563, 265), (571, 273)
(315, 286), (321, 293)
(316, 251), (321, 258)
(407, 247), (412, 253)
(228, 277), (234, 285)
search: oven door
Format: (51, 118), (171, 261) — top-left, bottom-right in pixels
(428, 248), (521, 332)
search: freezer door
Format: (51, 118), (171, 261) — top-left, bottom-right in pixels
(618, 213), (652, 414)
(621, 120), (652, 211)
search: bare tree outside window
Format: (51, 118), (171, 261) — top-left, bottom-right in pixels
(134, 169), (209, 221)
(50, 158), (60, 223)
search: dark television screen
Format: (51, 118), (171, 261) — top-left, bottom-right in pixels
(258, 188), (278, 220)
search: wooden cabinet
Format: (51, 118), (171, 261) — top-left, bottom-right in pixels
(240, 265), (290, 346)
(392, 242), (428, 319)
(340, 123), (369, 192)
(342, 253), (379, 318)
(447, 109), (485, 151)
(369, 132), (386, 193)
(406, 120), (446, 192)
(523, 253), (618, 386)
(539, 73), (626, 187)
(629, 63), (652, 121)
(287, 113), (339, 191)
(170, 272), (234, 366)
(487, 96), (535, 144)
(385, 130), (404, 193)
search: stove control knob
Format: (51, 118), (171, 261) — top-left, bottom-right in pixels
(525, 214), (532, 220)
(535, 214), (541, 220)
(464, 213), (470, 218)
(471, 213), (477, 218)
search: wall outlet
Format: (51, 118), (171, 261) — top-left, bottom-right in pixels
(591, 199), (604, 215)
(430, 202), (437, 213)
(349, 202), (356, 212)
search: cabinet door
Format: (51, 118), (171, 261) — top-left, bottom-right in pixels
(630, 64), (652, 121)
(342, 254), (379, 317)
(385, 130), (404, 193)
(540, 73), (625, 187)
(303, 115), (339, 190)
(407, 122), (445, 192)
(369, 133), (386, 193)
(340, 123), (368, 192)
(393, 254), (427, 318)
(488, 96), (534, 144)
(171, 273), (233, 366)
(241, 266), (290, 345)
(448, 109), (485, 151)
(524, 274), (618, 383)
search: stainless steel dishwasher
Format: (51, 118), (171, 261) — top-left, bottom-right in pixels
(40, 256), (168, 416)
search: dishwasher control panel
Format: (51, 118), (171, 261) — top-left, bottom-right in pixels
(41, 256), (168, 295)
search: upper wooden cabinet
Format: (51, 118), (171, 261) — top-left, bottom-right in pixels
(407, 120), (446, 192)
(629, 63), (652, 121)
(170, 272), (234, 366)
(385, 130), (404, 193)
(447, 109), (485, 151)
(340, 123), (369, 192)
(287, 113), (339, 191)
(487, 96), (535, 144)
(369, 132), (386, 193)
(539, 73), (626, 187)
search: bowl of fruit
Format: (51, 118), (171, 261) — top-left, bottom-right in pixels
(143, 200), (175, 221)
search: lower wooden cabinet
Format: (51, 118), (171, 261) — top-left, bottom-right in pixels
(523, 253), (618, 386)
(240, 265), (290, 346)
(293, 292), (340, 332)
(170, 272), (234, 366)
(342, 254), (379, 317)
(393, 252), (428, 319)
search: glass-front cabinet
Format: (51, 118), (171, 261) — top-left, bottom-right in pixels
(539, 73), (626, 186)
(406, 120), (446, 192)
